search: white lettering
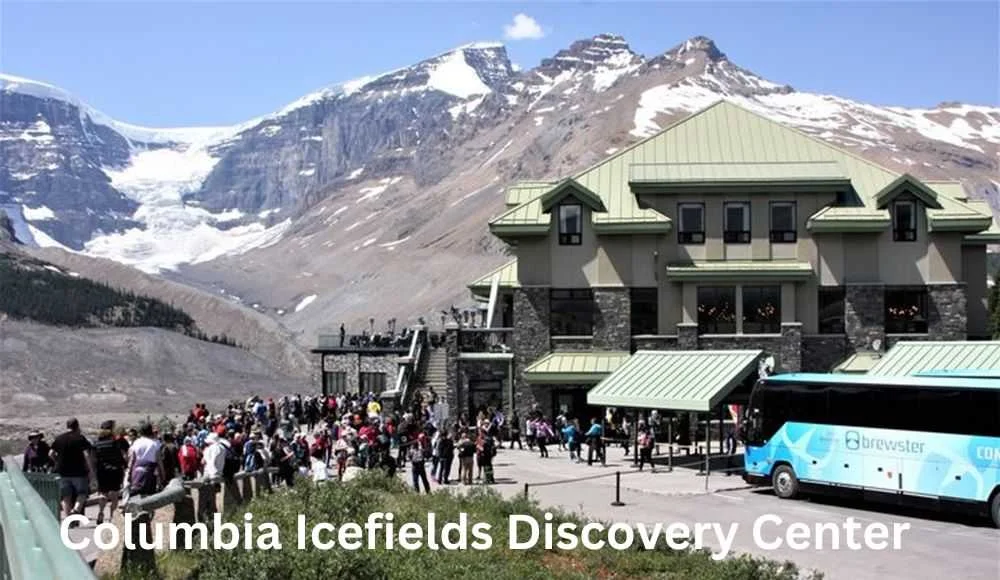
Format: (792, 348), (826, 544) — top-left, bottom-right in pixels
(93, 522), (120, 551)
(297, 514), (307, 550)
(864, 522), (889, 550)
(257, 523), (281, 550)
(712, 523), (738, 561)
(441, 513), (467, 550)
(311, 522), (336, 550)
(214, 514), (240, 550)
(843, 517), (863, 550)
(892, 522), (910, 549)
(398, 523), (423, 550)
(338, 522), (362, 550)
(785, 523), (811, 550)
(606, 523), (634, 550)
(470, 522), (493, 550)
(509, 515), (538, 550)
(60, 515), (89, 549)
(635, 522), (663, 550)
(753, 514), (784, 550)
(664, 522), (690, 550)
(169, 522), (208, 550)
(581, 523), (605, 550)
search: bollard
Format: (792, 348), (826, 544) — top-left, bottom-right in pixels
(523, 482), (529, 499)
(610, 471), (625, 507)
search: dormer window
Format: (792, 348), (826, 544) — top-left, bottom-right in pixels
(892, 200), (917, 241)
(723, 202), (751, 243)
(558, 204), (582, 245)
(678, 203), (705, 244)
(769, 201), (797, 243)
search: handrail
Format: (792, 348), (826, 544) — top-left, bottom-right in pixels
(0, 461), (96, 579)
(385, 327), (425, 404)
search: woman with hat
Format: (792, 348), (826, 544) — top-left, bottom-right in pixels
(22, 431), (52, 472)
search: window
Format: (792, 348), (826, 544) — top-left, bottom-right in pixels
(817, 287), (845, 334)
(323, 371), (347, 395)
(770, 202), (797, 243)
(723, 202), (751, 243)
(550, 289), (595, 335)
(630, 288), (659, 335)
(677, 203), (705, 244)
(892, 200), (917, 241)
(558, 204), (582, 245)
(697, 286), (736, 334)
(885, 287), (928, 333)
(742, 286), (781, 334)
(360, 372), (387, 393)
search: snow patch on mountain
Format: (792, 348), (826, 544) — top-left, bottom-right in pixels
(22, 204), (55, 220)
(427, 50), (493, 98)
(294, 294), (317, 312)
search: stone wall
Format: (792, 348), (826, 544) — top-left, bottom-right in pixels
(321, 353), (399, 394)
(512, 287), (551, 417)
(779, 323), (802, 372)
(550, 336), (594, 351)
(677, 323), (698, 350)
(593, 288), (631, 350)
(802, 335), (849, 372)
(445, 326), (459, 416)
(459, 359), (511, 419)
(928, 283), (967, 340)
(845, 284), (885, 351)
(632, 336), (679, 351)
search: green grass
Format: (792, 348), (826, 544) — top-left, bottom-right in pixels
(112, 472), (822, 580)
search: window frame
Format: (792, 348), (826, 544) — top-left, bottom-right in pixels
(769, 201), (797, 243)
(550, 288), (595, 336)
(723, 202), (751, 244)
(360, 372), (387, 393)
(817, 286), (846, 335)
(892, 200), (917, 242)
(323, 371), (348, 395)
(629, 287), (659, 336)
(741, 285), (781, 334)
(696, 286), (737, 335)
(885, 286), (928, 334)
(677, 202), (705, 245)
(557, 203), (583, 246)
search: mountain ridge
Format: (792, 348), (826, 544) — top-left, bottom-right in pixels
(2, 33), (998, 342)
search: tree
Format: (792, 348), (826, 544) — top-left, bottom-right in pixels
(989, 270), (1000, 338)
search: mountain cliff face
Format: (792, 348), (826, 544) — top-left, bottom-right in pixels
(2, 34), (998, 342)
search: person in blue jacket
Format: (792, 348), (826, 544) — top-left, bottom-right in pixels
(584, 418), (604, 465)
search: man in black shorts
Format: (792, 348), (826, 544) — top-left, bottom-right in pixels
(50, 418), (96, 524)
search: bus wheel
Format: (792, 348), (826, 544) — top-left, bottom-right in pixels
(990, 492), (1000, 528)
(772, 465), (799, 499)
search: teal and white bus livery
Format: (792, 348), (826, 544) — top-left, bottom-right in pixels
(740, 373), (1000, 527)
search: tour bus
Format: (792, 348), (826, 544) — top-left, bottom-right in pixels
(740, 373), (1000, 527)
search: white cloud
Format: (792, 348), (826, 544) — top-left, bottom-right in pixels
(503, 13), (546, 40)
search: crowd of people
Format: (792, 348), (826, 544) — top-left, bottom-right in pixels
(17, 387), (700, 527)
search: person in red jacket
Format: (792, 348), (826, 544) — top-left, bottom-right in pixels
(178, 436), (201, 480)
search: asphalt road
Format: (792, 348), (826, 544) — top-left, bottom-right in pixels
(489, 450), (1000, 580)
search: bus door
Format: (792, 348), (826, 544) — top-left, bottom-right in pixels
(859, 436), (903, 493)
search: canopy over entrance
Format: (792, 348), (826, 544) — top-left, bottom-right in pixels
(524, 352), (630, 384)
(587, 350), (763, 411)
(866, 340), (1000, 376)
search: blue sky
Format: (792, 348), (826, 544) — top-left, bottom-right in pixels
(2, 1), (997, 127)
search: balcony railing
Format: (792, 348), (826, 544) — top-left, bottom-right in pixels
(458, 328), (513, 353)
(316, 333), (411, 353)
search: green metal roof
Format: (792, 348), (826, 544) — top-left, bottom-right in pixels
(587, 350), (763, 411)
(488, 100), (992, 238)
(628, 160), (850, 190)
(468, 259), (519, 298)
(807, 206), (891, 232)
(832, 351), (882, 374)
(666, 260), (813, 281)
(524, 351), (630, 384)
(867, 341), (1000, 376)
(505, 182), (556, 207)
(539, 178), (608, 213)
(872, 173), (943, 209)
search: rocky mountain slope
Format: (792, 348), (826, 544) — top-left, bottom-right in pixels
(3, 34), (998, 342)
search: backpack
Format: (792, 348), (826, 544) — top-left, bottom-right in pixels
(222, 442), (241, 479)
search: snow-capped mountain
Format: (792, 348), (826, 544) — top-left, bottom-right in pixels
(2, 34), (998, 337)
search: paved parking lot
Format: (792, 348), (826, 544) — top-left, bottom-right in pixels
(465, 446), (1000, 580)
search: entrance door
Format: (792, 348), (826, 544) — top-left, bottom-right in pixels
(469, 380), (503, 418)
(551, 387), (602, 425)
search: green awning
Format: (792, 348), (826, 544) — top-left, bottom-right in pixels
(867, 341), (1000, 376)
(832, 351), (882, 374)
(525, 351), (630, 384)
(587, 350), (763, 411)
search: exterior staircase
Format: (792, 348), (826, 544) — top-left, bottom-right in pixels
(410, 345), (447, 407)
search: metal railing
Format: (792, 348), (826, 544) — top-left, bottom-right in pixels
(458, 328), (513, 353)
(317, 333), (411, 352)
(0, 462), (96, 579)
(383, 327), (425, 405)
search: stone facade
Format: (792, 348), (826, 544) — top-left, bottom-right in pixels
(444, 325), (459, 416)
(779, 322), (802, 372)
(928, 283), (967, 340)
(512, 287), (551, 417)
(677, 323), (698, 350)
(845, 284), (885, 351)
(632, 336), (679, 351)
(802, 335), (849, 372)
(592, 288), (631, 350)
(460, 360), (512, 418)
(550, 336), (594, 351)
(321, 353), (399, 394)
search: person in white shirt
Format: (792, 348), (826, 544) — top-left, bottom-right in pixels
(126, 422), (163, 495)
(202, 433), (227, 480)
